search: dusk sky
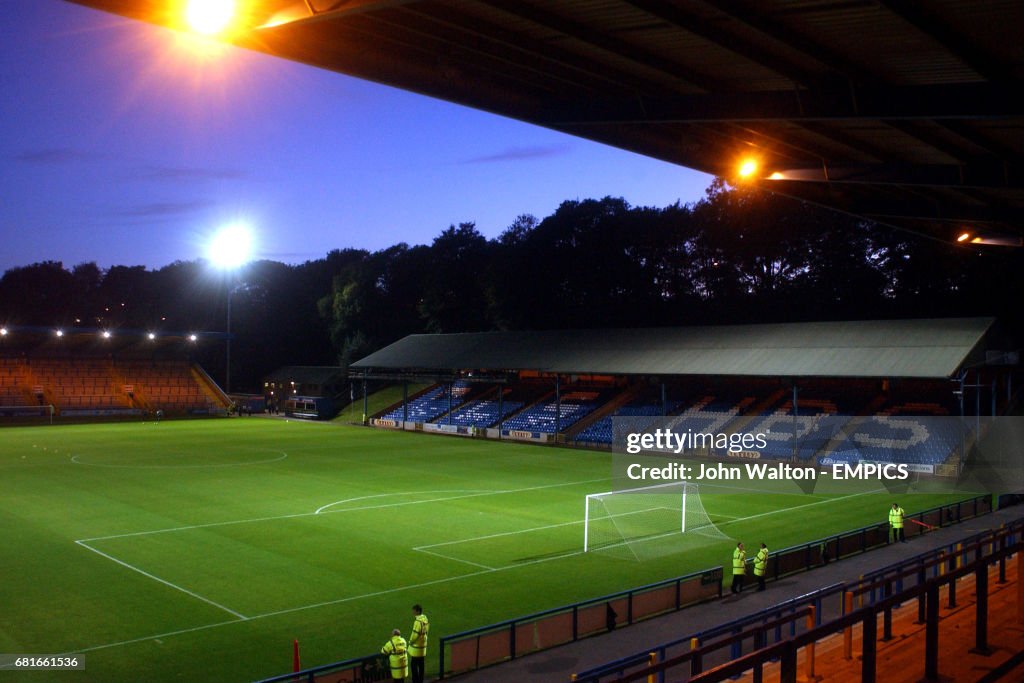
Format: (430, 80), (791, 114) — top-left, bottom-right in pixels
(1, 0), (713, 273)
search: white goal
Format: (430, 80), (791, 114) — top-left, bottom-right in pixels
(583, 481), (729, 559)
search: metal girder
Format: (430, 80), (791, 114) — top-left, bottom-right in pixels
(621, 0), (814, 87)
(478, 0), (722, 92)
(402, 5), (657, 96)
(877, 0), (1008, 82)
(260, 0), (425, 28)
(699, 0), (874, 84)
(765, 162), (1023, 190)
(539, 83), (1024, 126)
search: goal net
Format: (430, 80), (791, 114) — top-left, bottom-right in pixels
(584, 482), (730, 560)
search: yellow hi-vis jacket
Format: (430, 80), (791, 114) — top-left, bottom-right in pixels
(381, 635), (408, 680)
(409, 614), (429, 658)
(754, 547), (769, 577)
(889, 506), (905, 529)
(732, 547), (747, 576)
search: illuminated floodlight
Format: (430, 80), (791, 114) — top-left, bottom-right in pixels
(148, 332), (157, 340)
(0, 327), (7, 336)
(186, 0), (236, 35)
(208, 223), (253, 269)
(55, 329), (64, 338)
(737, 158), (759, 178)
(957, 232), (972, 243)
(102, 330), (112, 339)
(189, 334), (198, 342)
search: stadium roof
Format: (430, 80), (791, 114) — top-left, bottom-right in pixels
(67, 1), (1024, 245)
(350, 317), (998, 379)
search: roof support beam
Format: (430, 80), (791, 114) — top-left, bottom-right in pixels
(539, 83), (1024, 125)
(621, 0), (814, 87)
(700, 0), (873, 84)
(765, 162), (1023, 190)
(479, 0), (722, 92)
(877, 0), (1007, 82)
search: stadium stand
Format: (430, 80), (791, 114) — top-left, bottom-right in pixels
(501, 388), (616, 434)
(574, 399), (684, 444)
(0, 357), (227, 417)
(443, 389), (524, 429)
(379, 381), (474, 423)
(0, 360), (32, 407)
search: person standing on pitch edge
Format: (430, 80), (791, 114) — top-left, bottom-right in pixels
(731, 542), (747, 594)
(381, 628), (408, 682)
(754, 542), (769, 591)
(409, 604), (429, 683)
(889, 502), (906, 543)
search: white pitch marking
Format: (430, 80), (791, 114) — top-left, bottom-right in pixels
(413, 547), (495, 571)
(68, 483), (884, 656)
(314, 477), (609, 515)
(75, 541), (248, 621)
(414, 506), (670, 552)
(79, 477), (609, 543)
(314, 489), (494, 515)
(715, 487), (886, 527)
(70, 451), (288, 469)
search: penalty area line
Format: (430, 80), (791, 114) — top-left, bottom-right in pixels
(74, 540), (248, 621)
(68, 490), (886, 656)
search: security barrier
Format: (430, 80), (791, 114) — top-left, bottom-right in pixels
(575, 516), (1022, 683)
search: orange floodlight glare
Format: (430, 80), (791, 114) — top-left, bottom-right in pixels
(737, 158), (759, 179)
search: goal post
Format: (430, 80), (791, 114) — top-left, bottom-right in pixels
(583, 481), (728, 557)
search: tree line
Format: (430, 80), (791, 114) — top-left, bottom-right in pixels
(1, 180), (1020, 391)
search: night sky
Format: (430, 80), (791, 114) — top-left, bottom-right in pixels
(1, 0), (713, 273)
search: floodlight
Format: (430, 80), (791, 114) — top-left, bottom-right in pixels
(208, 223), (253, 269)
(102, 330), (112, 339)
(186, 0), (236, 35)
(0, 327), (7, 336)
(955, 230), (1022, 247)
(189, 334), (198, 342)
(737, 158), (759, 178)
(148, 332), (157, 340)
(55, 329), (64, 338)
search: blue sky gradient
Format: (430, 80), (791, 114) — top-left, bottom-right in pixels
(1, 0), (712, 271)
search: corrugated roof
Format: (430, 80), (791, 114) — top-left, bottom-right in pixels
(350, 318), (996, 378)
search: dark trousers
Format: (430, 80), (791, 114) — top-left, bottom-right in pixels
(410, 656), (425, 683)
(731, 574), (744, 593)
(756, 574), (765, 591)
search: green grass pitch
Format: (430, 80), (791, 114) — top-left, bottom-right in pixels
(0, 418), (971, 682)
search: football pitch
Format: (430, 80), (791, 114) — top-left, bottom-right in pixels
(0, 418), (973, 682)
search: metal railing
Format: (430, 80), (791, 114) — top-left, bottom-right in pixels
(439, 567), (724, 678)
(572, 494), (995, 682)
(253, 494), (994, 682)
(575, 512), (1020, 683)
(650, 527), (1023, 683)
(254, 652), (389, 683)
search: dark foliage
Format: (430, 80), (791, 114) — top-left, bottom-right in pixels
(1, 182), (1019, 391)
